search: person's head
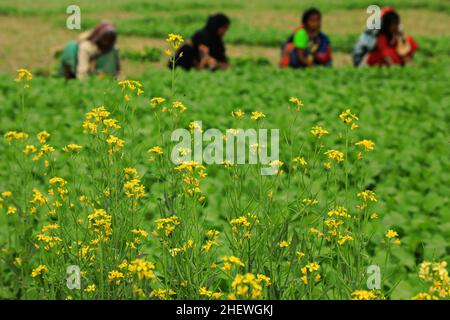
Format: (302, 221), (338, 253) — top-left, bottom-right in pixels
(89, 22), (117, 52)
(302, 8), (321, 33)
(206, 13), (230, 38)
(97, 31), (117, 52)
(381, 10), (400, 37)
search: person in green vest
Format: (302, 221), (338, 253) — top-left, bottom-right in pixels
(59, 22), (120, 79)
(280, 8), (332, 68)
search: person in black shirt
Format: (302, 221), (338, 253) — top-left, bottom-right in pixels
(173, 13), (230, 71)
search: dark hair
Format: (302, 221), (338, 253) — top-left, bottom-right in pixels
(205, 13), (230, 35)
(88, 22), (117, 43)
(301, 7), (321, 25)
(380, 11), (400, 39)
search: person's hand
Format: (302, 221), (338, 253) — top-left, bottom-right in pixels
(207, 57), (218, 69)
(383, 55), (394, 66)
(403, 56), (413, 65)
(218, 62), (230, 70)
(304, 54), (315, 67)
(396, 37), (412, 58)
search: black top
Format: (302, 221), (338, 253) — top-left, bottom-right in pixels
(174, 29), (227, 70)
(173, 14), (230, 70)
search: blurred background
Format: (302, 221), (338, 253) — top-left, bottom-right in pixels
(1, 0), (449, 76)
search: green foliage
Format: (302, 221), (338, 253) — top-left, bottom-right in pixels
(1, 0), (449, 16)
(1, 58), (448, 298)
(121, 47), (163, 62)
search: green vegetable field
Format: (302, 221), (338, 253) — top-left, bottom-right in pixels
(0, 0), (448, 301)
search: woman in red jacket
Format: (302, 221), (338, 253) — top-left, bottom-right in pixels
(367, 7), (418, 66)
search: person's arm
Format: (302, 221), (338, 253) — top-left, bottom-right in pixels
(217, 61), (229, 69)
(403, 56), (413, 65)
(383, 55), (394, 66)
(192, 30), (229, 70)
(76, 41), (98, 79)
(215, 43), (229, 70)
(293, 29), (313, 67)
(403, 35), (418, 65)
(63, 65), (75, 79)
(378, 35), (395, 66)
(190, 32), (212, 70)
(197, 44), (230, 70)
(197, 45), (216, 69)
(296, 48), (313, 66)
(315, 35), (332, 66)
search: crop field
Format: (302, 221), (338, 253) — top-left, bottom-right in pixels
(0, 0), (449, 301)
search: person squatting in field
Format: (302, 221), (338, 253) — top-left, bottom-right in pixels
(58, 22), (120, 79)
(280, 8), (332, 69)
(173, 13), (231, 71)
(366, 7), (418, 66)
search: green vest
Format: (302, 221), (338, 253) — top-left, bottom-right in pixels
(58, 41), (119, 78)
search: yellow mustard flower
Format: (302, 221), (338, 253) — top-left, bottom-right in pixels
(351, 290), (377, 300)
(311, 126), (329, 138)
(37, 131), (50, 144)
(84, 284), (96, 292)
(15, 68), (32, 88)
(289, 97), (303, 110)
(278, 241), (290, 248)
(62, 144), (82, 153)
(166, 33), (184, 50)
(250, 111), (266, 121)
(150, 97), (165, 108)
(386, 229), (399, 239)
(355, 139), (375, 152)
(31, 264), (49, 277)
(339, 109), (359, 125)
(324, 149), (344, 163)
(231, 109), (245, 118)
